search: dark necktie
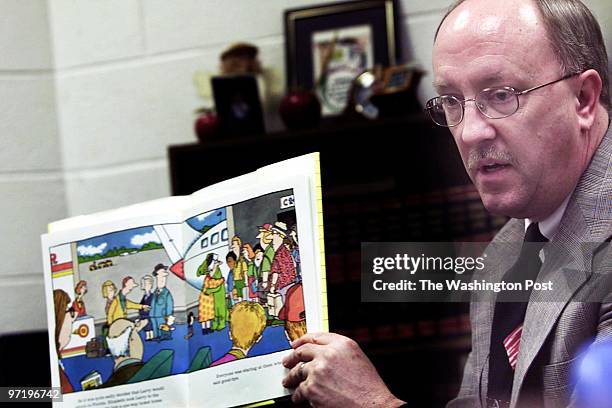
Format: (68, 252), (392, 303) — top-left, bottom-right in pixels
(487, 222), (548, 403)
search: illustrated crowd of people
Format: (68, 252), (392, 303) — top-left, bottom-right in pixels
(100, 263), (175, 342)
(53, 263), (176, 393)
(52, 219), (306, 393)
(196, 220), (304, 337)
(198, 220), (307, 369)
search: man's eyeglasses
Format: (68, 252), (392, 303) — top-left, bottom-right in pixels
(425, 73), (579, 127)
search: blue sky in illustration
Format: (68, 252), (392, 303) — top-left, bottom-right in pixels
(76, 226), (160, 256)
(186, 207), (226, 231)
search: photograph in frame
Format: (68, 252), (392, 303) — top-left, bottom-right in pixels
(284, 0), (399, 117)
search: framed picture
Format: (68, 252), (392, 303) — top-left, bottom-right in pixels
(284, 0), (399, 116)
(211, 75), (265, 137)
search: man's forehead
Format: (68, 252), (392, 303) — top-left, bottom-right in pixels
(433, 0), (551, 88)
(435, 0), (543, 48)
(433, 72), (506, 91)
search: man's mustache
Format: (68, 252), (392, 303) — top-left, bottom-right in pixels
(467, 146), (515, 171)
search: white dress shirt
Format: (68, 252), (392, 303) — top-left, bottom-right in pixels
(524, 194), (572, 240)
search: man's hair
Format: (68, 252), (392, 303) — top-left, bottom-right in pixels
(242, 243), (255, 260)
(106, 321), (134, 358)
(121, 276), (134, 288)
(141, 275), (153, 288)
(101, 280), (116, 297)
(285, 320), (307, 342)
(229, 301), (267, 350)
(226, 251), (237, 262)
(434, 0), (610, 110)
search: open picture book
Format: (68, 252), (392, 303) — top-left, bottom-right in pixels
(41, 153), (328, 408)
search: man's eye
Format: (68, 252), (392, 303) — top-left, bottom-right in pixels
(488, 90), (513, 103)
(442, 96), (460, 108)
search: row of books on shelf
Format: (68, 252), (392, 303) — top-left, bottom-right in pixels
(323, 184), (508, 254)
(334, 313), (471, 346)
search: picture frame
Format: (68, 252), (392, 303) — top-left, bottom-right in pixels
(284, 0), (399, 116)
(211, 75), (265, 137)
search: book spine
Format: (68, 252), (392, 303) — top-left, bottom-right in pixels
(314, 153), (329, 332)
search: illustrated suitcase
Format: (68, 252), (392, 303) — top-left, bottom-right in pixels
(85, 336), (107, 358)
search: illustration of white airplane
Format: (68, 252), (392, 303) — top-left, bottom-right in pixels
(154, 221), (230, 291)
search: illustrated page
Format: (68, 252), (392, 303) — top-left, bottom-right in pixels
(43, 212), (190, 407)
(42, 153), (326, 407)
(185, 174), (325, 407)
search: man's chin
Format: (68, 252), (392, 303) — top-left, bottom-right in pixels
(479, 192), (527, 219)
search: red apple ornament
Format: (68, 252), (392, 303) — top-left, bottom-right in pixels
(194, 111), (220, 142)
(279, 90), (321, 130)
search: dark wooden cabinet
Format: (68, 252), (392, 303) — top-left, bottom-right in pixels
(170, 114), (468, 196)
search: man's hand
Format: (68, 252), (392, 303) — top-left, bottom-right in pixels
(281, 332), (405, 407)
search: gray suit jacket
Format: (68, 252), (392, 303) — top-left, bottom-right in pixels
(448, 127), (612, 408)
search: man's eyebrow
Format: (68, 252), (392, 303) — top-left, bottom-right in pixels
(432, 72), (509, 94)
(480, 73), (506, 86)
(432, 80), (449, 92)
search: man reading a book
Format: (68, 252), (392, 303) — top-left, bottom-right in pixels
(282, 0), (612, 407)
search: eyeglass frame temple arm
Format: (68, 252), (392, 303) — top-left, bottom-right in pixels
(516, 72), (580, 96)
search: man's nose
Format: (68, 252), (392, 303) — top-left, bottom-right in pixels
(458, 102), (496, 146)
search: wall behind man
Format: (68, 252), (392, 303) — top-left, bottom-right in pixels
(0, 0), (610, 335)
(0, 0), (67, 333)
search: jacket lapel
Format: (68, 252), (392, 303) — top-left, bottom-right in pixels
(475, 219), (524, 404)
(510, 126), (612, 407)
(510, 201), (593, 406)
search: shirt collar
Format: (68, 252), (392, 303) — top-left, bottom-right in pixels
(524, 194), (571, 240)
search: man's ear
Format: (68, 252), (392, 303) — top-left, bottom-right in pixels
(575, 69), (603, 131)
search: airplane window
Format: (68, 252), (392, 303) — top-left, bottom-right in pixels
(212, 233), (219, 245)
(201, 238), (208, 249)
(221, 228), (228, 241)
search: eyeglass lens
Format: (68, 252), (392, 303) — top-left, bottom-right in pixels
(427, 88), (520, 127)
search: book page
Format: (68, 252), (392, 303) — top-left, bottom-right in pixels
(43, 210), (190, 407)
(182, 158), (326, 407)
(42, 153), (327, 407)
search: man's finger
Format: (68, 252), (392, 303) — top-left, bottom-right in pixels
(291, 381), (307, 404)
(282, 343), (320, 368)
(282, 361), (310, 389)
(290, 332), (335, 349)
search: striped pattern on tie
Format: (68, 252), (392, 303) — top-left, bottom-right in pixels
(503, 325), (523, 370)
